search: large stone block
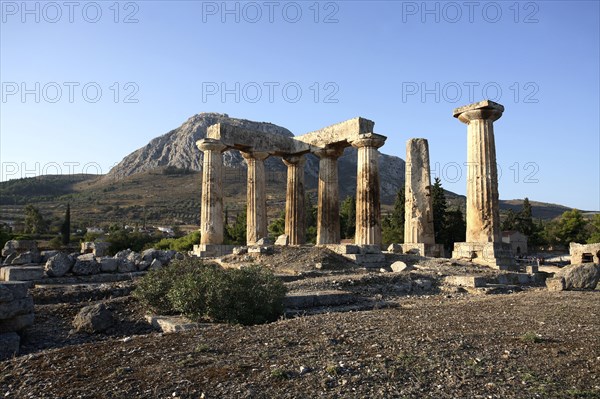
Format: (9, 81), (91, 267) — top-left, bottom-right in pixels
(117, 259), (137, 273)
(72, 303), (114, 333)
(553, 263), (600, 290)
(284, 291), (355, 309)
(0, 332), (20, 360)
(275, 234), (289, 246)
(99, 257), (119, 273)
(0, 285), (12, 302)
(325, 244), (360, 254)
(0, 282), (30, 302)
(45, 253), (75, 277)
(546, 277), (565, 292)
(0, 297), (34, 319)
(11, 251), (41, 265)
(1, 266), (45, 281)
(72, 257), (100, 276)
(445, 275), (487, 288)
(452, 242), (514, 270)
(390, 261), (413, 273)
(145, 315), (201, 333)
(0, 312), (34, 333)
(2, 240), (38, 257)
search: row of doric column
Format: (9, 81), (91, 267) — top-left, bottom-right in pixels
(196, 133), (387, 248)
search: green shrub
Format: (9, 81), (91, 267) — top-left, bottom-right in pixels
(205, 265), (287, 325)
(167, 263), (221, 320)
(132, 262), (190, 314)
(152, 231), (200, 252)
(134, 258), (287, 325)
(107, 230), (158, 255)
(49, 236), (63, 250)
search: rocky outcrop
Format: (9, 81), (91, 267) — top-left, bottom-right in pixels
(104, 113), (295, 180)
(103, 113), (406, 203)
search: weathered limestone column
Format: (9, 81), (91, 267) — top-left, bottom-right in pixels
(351, 133), (386, 246)
(315, 146), (344, 245)
(404, 138), (436, 245)
(242, 151), (270, 245)
(454, 100), (504, 243)
(283, 155), (306, 245)
(196, 138), (227, 245)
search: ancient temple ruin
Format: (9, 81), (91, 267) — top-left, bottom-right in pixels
(402, 138), (444, 257)
(450, 100), (513, 269)
(193, 117), (387, 257)
(194, 100), (517, 270)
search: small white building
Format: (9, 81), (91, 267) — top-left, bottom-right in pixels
(86, 227), (104, 234)
(157, 226), (175, 236)
(502, 231), (528, 255)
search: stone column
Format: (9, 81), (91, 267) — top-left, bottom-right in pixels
(404, 138), (435, 245)
(454, 100), (504, 243)
(283, 155), (306, 245)
(197, 138), (227, 245)
(351, 133), (386, 246)
(315, 146), (344, 245)
(242, 151), (270, 245)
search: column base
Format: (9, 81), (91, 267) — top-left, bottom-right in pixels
(322, 244), (381, 254)
(400, 243), (445, 258)
(451, 242), (515, 270)
(192, 244), (236, 258)
(322, 244), (385, 268)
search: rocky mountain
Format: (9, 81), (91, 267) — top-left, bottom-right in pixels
(105, 113), (406, 203)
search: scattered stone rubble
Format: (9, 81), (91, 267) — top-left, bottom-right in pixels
(0, 240), (185, 282)
(1, 240), (41, 266)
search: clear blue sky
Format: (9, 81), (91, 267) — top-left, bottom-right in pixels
(1, 1), (599, 211)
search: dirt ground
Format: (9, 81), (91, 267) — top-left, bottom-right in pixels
(1, 249), (599, 399)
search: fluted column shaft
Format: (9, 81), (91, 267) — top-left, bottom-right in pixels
(315, 147), (344, 245)
(283, 155), (306, 245)
(404, 138), (436, 244)
(197, 139), (227, 245)
(242, 151), (270, 245)
(455, 101), (504, 243)
(351, 134), (386, 246)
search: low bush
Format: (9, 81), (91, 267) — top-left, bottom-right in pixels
(133, 262), (190, 314)
(153, 231), (201, 252)
(134, 258), (287, 325)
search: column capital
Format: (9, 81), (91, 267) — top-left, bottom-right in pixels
(314, 145), (345, 160)
(453, 100), (504, 124)
(196, 138), (227, 152)
(350, 133), (386, 149)
(282, 154), (306, 167)
(241, 151), (270, 161)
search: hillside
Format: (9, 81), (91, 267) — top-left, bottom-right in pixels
(0, 170), (577, 231)
(0, 112), (582, 229)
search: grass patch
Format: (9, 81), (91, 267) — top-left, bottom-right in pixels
(520, 331), (543, 343)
